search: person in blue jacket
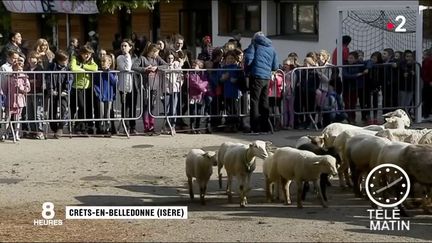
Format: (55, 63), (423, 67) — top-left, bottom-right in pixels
(93, 55), (118, 135)
(244, 31), (278, 133)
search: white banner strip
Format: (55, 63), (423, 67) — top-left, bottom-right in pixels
(2, 0), (99, 14)
(65, 206), (188, 219)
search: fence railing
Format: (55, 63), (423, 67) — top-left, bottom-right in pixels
(0, 70), (143, 141)
(288, 62), (422, 129)
(0, 63), (424, 141)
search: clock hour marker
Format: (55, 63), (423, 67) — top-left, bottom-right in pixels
(394, 171), (397, 174)
(386, 199), (390, 203)
(400, 192), (404, 195)
(402, 183), (406, 188)
(370, 183), (374, 188)
(394, 197), (398, 200)
(386, 168), (390, 172)
(379, 171), (382, 174)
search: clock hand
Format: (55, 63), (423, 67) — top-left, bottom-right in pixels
(375, 176), (403, 194)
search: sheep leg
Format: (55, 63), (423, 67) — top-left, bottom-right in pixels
(320, 173), (328, 201)
(338, 160), (349, 188)
(344, 169), (352, 187)
(188, 177), (194, 200)
(314, 179), (328, 208)
(280, 176), (290, 205)
(296, 179), (303, 209)
(218, 163), (223, 189)
(200, 185), (206, 205)
(301, 182), (310, 201)
(239, 175), (247, 208)
(226, 173), (233, 203)
(421, 186), (432, 214)
(350, 168), (362, 198)
(275, 180), (281, 202)
(265, 177), (272, 203)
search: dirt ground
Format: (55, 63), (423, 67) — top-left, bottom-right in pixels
(0, 128), (432, 242)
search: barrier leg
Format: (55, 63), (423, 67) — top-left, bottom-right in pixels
(165, 117), (175, 136)
(268, 118), (274, 134)
(121, 119), (129, 138)
(9, 121), (16, 143)
(309, 114), (319, 131)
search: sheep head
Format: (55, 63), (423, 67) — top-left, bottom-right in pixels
(313, 155), (338, 176)
(249, 140), (269, 160)
(384, 116), (409, 129)
(203, 151), (218, 166)
(307, 135), (325, 147)
(382, 109), (410, 128)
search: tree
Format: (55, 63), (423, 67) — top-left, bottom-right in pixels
(97, 0), (166, 13)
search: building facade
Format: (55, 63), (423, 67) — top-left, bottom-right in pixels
(2, 0), (211, 53)
(212, 0), (429, 63)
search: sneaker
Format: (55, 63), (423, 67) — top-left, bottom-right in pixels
(129, 128), (137, 135)
(54, 129), (63, 139)
(170, 127), (176, 136)
(35, 132), (45, 140)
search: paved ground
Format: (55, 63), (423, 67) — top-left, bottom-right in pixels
(0, 126), (432, 242)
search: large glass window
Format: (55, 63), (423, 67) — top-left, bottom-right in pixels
(279, 1), (318, 39)
(218, 0), (261, 36)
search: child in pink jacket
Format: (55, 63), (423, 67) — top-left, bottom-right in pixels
(2, 56), (31, 140)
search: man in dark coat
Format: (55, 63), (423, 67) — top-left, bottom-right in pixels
(244, 31), (278, 133)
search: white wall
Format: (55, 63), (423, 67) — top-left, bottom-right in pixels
(212, 1), (419, 64)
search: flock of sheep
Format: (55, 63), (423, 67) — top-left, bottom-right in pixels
(185, 109), (432, 214)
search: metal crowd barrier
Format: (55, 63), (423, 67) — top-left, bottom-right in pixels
(0, 70), (144, 142)
(152, 68), (251, 135)
(288, 62), (422, 130)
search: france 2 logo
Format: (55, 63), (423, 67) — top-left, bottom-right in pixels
(33, 202), (63, 226)
(387, 15), (407, 33)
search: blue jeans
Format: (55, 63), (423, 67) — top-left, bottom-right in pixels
(27, 94), (44, 133)
(163, 92), (179, 126)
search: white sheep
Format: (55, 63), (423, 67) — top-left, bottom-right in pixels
(321, 115), (409, 149)
(295, 135), (324, 148)
(271, 147), (338, 208)
(418, 130), (432, 144)
(223, 140), (270, 207)
(376, 128), (430, 143)
(375, 141), (411, 167)
(262, 152), (280, 202)
(217, 142), (244, 189)
(185, 149), (218, 205)
(332, 129), (378, 187)
(344, 134), (391, 196)
(382, 109), (411, 128)
(376, 143), (432, 213)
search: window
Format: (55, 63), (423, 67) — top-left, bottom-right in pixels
(277, 1), (318, 40)
(218, 0), (261, 36)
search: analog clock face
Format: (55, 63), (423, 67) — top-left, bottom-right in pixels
(365, 163), (411, 208)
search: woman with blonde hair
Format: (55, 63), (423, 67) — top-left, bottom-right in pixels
(33, 38), (55, 69)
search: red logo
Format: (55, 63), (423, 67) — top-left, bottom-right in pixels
(386, 21), (395, 31)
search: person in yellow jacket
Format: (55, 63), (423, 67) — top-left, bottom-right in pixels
(69, 44), (99, 135)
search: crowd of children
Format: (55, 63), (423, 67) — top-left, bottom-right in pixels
(0, 30), (431, 140)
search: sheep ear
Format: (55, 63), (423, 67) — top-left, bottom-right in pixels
(203, 152), (213, 158)
(313, 161), (321, 165)
(265, 141), (272, 146)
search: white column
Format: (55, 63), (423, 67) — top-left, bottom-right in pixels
(415, 6), (424, 123)
(261, 0), (267, 35)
